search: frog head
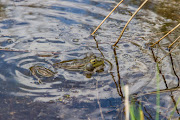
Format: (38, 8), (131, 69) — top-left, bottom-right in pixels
(85, 58), (104, 71)
(90, 58), (104, 68)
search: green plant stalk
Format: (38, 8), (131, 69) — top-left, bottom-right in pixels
(139, 104), (144, 120)
(130, 103), (136, 120)
(156, 64), (160, 120)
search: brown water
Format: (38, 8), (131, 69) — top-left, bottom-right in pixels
(0, 0), (179, 119)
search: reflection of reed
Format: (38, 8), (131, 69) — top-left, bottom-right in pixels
(93, 36), (104, 57)
(110, 72), (123, 97)
(150, 47), (180, 116)
(0, 47), (61, 55)
(149, 23), (180, 116)
(150, 24), (180, 63)
(134, 86), (180, 97)
(169, 48), (180, 86)
(112, 47), (123, 97)
(93, 35), (123, 97)
(151, 48), (168, 88)
(157, 40), (180, 63)
(93, 36), (113, 71)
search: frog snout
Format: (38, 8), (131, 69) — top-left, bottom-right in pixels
(85, 63), (94, 71)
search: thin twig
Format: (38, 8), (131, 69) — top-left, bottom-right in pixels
(113, 0), (149, 46)
(91, 0), (124, 35)
(168, 35), (180, 48)
(151, 23), (180, 47)
(157, 41), (180, 63)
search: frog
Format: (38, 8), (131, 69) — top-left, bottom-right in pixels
(29, 53), (112, 82)
(53, 53), (105, 75)
(29, 65), (56, 83)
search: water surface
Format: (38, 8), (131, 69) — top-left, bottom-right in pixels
(0, 0), (179, 119)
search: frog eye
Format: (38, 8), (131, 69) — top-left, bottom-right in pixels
(90, 59), (97, 64)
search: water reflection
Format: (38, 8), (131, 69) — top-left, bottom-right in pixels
(0, 0), (179, 119)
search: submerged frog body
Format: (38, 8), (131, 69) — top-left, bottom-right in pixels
(29, 53), (110, 82)
(29, 65), (56, 83)
(53, 53), (105, 73)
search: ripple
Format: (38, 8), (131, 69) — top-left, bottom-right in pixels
(0, 0), (179, 119)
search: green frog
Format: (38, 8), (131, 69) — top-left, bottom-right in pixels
(53, 53), (105, 73)
(29, 65), (56, 83)
(30, 53), (111, 82)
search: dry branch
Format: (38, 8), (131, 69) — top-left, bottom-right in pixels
(113, 0), (149, 46)
(91, 0), (124, 35)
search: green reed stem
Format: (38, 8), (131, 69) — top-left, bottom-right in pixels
(156, 64), (160, 120)
(130, 103), (136, 120)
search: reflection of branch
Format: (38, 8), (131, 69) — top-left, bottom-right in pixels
(0, 47), (61, 55)
(170, 95), (180, 115)
(150, 48), (180, 115)
(91, 0), (124, 35)
(113, 0), (149, 46)
(112, 47), (123, 97)
(133, 87), (180, 97)
(157, 41), (180, 63)
(150, 48), (169, 88)
(93, 36), (123, 97)
(110, 72), (122, 97)
(93, 36), (114, 72)
(143, 106), (154, 120)
(169, 48), (180, 86)
(0, 47), (29, 52)
(93, 36), (104, 57)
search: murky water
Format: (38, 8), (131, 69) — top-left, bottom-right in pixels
(0, 0), (179, 119)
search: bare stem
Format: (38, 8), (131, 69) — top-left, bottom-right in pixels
(113, 0), (149, 46)
(151, 23), (180, 47)
(91, 0), (124, 35)
(168, 35), (180, 48)
(157, 41), (180, 63)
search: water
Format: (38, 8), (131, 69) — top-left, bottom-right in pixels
(0, 0), (179, 119)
